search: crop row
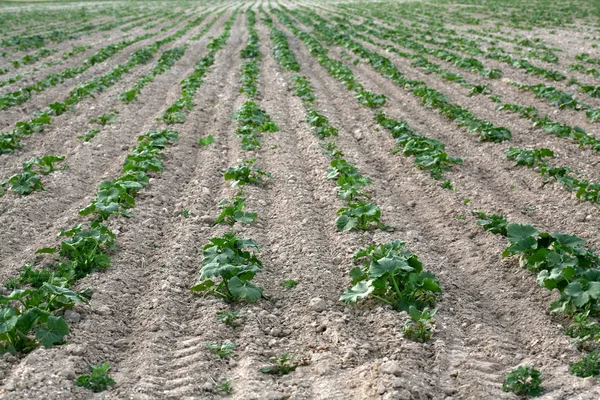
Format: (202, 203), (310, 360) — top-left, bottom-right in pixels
(0, 11), (234, 357)
(0, 13), (215, 155)
(266, 7), (441, 340)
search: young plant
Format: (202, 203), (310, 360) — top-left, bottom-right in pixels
(1, 171), (44, 195)
(216, 311), (244, 328)
(191, 232), (263, 302)
(281, 280), (298, 289)
(502, 366), (543, 397)
(505, 147), (554, 167)
(260, 353), (304, 375)
(77, 129), (100, 142)
(76, 362), (116, 392)
(401, 306), (437, 342)
(216, 380), (233, 394)
(472, 211), (508, 236)
(335, 202), (392, 232)
(213, 196), (257, 226)
(23, 155), (65, 174)
(340, 241), (441, 312)
(570, 351), (600, 377)
(206, 342), (235, 359)
(89, 111), (118, 126)
(223, 159), (272, 187)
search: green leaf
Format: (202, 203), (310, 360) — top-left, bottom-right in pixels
(507, 223), (539, 244)
(336, 215), (357, 232)
(0, 307), (18, 334)
(228, 277), (262, 302)
(198, 135), (214, 146)
(190, 279), (214, 293)
(339, 280), (374, 304)
(369, 257), (412, 278)
(35, 316), (69, 348)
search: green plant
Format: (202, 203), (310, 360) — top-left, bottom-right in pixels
(198, 135), (214, 146)
(76, 362), (116, 392)
(181, 209), (189, 218)
(340, 241), (441, 311)
(23, 155), (65, 174)
(401, 306), (437, 342)
(502, 366), (543, 396)
(505, 147), (553, 167)
(206, 342), (235, 359)
(281, 280), (298, 289)
(472, 211), (508, 235)
(570, 351), (600, 377)
(233, 101), (279, 150)
(77, 129), (100, 142)
(89, 111), (118, 126)
(336, 202), (392, 232)
(260, 353), (304, 375)
(1, 171), (44, 195)
(213, 196), (257, 226)
(223, 159), (272, 187)
(217, 380), (233, 394)
(191, 232), (263, 302)
(216, 311), (243, 328)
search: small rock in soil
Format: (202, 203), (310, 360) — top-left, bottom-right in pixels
(309, 297), (327, 312)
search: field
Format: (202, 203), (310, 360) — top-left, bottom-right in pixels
(1, 0), (600, 398)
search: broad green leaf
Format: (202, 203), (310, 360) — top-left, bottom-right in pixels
(339, 280), (374, 304)
(35, 316), (69, 348)
(190, 279), (214, 293)
(198, 135), (214, 146)
(506, 223), (539, 244)
(0, 307), (18, 334)
(336, 215), (357, 232)
(228, 277), (262, 302)
(552, 233), (586, 249)
(369, 257), (412, 278)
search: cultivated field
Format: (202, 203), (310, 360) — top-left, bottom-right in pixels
(1, 0), (600, 398)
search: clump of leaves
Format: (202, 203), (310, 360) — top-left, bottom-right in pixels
(473, 211), (508, 236)
(76, 362), (116, 392)
(213, 196), (257, 226)
(89, 111), (118, 126)
(217, 380), (233, 394)
(336, 202), (392, 232)
(206, 342), (235, 359)
(77, 129), (100, 142)
(223, 159), (272, 187)
(260, 353), (304, 375)
(401, 306), (437, 342)
(191, 232), (264, 302)
(505, 147), (553, 167)
(570, 351), (600, 377)
(567, 311), (600, 351)
(502, 366), (543, 397)
(1, 171), (44, 195)
(281, 280), (297, 289)
(233, 101), (279, 150)
(340, 241), (441, 312)
(198, 135), (214, 146)
(23, 155), (65, 174)
(216, 311), (244, 328)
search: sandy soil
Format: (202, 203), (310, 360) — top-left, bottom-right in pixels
(1, 2), (600, 400)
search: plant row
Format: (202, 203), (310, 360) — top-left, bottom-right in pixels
(0, 10), (234, 356)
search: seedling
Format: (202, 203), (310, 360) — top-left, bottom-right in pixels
(571, 351), (600, 377)
(340, 241), (441, 312)
(191, 232), (264, 302)
(1, 171), (44, 195)
(23, 155), (65, 174)
(401, 306), (437, 342)
(181, 209), (189, 218)
(260, 353), (304, 375)
(77, 129), (100, 142)
(206, 342), (235, 359)
(281, 280), (298, 289)
(199, 135), (214, 146)
(336, 202), (392, 232)
(76, 362), (116, 392)
(441, 180), (454, 190)
(217, 380), (233, 394)
(502, 366), (543, 397)
(216, 311), (244, 328)
(213, 196), (257, 226)
(223, 159), (272, 187)
(89, 111), (118, 126)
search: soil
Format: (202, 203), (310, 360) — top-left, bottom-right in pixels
(1, 2), (600, 400)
